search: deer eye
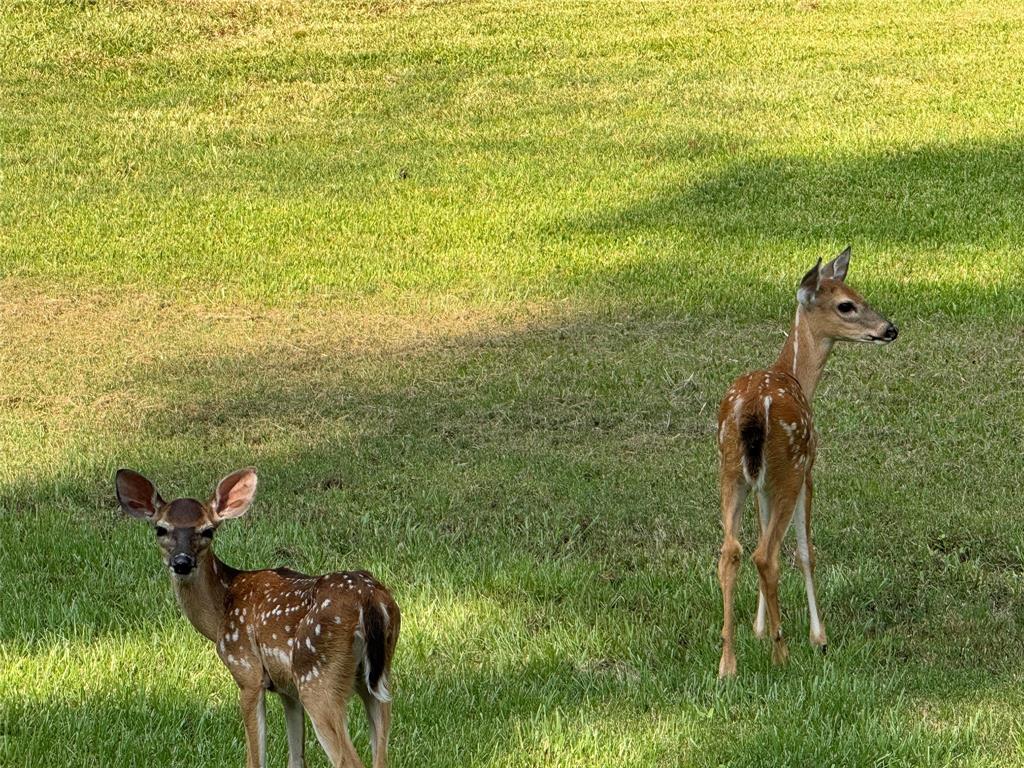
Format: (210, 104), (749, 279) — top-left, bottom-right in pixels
(837, 301), (856, 315)
(200, 528), (214, 539)
(155, 526), (169, 537)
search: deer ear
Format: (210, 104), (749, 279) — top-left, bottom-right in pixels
(115, 469), (164, 519)
(797, 258), (823, 306)
(212, 468), (258, 520)
(821, 246), (851, 282)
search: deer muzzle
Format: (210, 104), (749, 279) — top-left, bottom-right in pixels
(170, 553), (196, 575)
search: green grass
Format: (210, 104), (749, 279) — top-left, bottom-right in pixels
(2, 0), (1024, 766)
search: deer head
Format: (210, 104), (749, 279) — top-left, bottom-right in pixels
(796, 247), (899, 344)
(115, 468), (258, 579)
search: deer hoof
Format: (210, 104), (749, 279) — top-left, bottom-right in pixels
(718, 651), (737, 679)
(771, 640), (789, 666)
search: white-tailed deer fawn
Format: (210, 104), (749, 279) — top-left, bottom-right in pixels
(716, 248), (898, 678)
(116, 467), (400, 768)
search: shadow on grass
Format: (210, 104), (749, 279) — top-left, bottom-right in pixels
(551, 138), (1024, 317)
(577, 140), (1024, 246)
(2, 308), (1023, 765)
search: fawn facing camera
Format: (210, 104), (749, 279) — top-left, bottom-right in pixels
(116, 467), (400, 768)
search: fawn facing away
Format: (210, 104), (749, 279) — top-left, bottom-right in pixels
(116, 468), (400, 768)
(716, 248), (898, 678)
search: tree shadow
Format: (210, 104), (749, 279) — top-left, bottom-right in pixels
(553, 138), (1024, 317)
(1, 311), (732, 647)
(580, 140), (1024, 246)
(2, 307), (1023, 764)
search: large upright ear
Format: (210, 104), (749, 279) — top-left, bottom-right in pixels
(212, 468), (258, 520)
(797, 258), (823, 306)
(115, 469), (164, 519)
(820, 246), (851, 282)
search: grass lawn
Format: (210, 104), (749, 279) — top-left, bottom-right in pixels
(2, 0), (1023, 765)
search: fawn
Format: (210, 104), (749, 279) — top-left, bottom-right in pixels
(716, 248), (898, 677)
(116, 467), (400, 768)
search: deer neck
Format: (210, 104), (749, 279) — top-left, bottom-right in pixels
(171, 551), (237, 643)
(773, 306), (833, 400)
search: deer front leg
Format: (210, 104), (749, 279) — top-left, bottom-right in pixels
(794, 476), (827, 652)
(239, 687), (267, 768)
(282, 694), (306, 768)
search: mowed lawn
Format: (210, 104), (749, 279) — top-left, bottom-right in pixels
(2, 0), (1024, 766)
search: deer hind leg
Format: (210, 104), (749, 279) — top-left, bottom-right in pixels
(300, 668), (362, 768)
(303, 693), (361, 768)
(717, 480), (748, 679)
(281, 694), (306, 768)
(357, 679), (391, 768)
(752, 483), (801, 666)
(752, 493), (770, 639)
(794, 475), (827, 652)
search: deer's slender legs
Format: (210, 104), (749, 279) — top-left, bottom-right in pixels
(752, 483), (802, 666)
(282, 694), (306, 768)
(718, 480), (748, 678)
(752, 493), (770, 639)
(357, 681), (391, 768)
(794, 476), (827, 651)
(303, 681), (362, 768)
(239, 687), (267, 768)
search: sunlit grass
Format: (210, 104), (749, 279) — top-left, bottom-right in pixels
(3, 1), (1023, 314)
(3, 0), (1024, 765)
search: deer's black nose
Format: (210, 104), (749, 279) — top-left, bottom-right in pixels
(171, 553), (196, 575)
(884, 324), (899, 341)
